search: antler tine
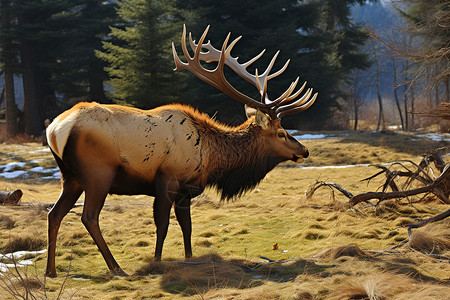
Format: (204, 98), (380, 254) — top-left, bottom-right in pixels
(267, 77), (300, 105)
(242, 49), (266, 68)
(190, 34), (283, 97)
(255, 68), (269, 100)
(193, 34), (258, 85)
(267, 59), (290, 81)
(276, 92), (318, 119)
(173, 25), (270, 111)
(181, 24), (193, 61)
(258, 51), (292, 100)
(194, 25), (211, 59)
(285, 80), (307, 102)
(277, 88), (313, 113)
(188, 32), (199, 54)
(173, 25), (318, 119)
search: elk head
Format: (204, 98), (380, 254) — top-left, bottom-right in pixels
(172, 25), (317, 164)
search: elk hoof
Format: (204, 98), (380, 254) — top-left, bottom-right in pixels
(112, 268), (128, 277)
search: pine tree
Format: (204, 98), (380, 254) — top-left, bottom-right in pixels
(98, 0), (185, 108)
(173, 0), (370, 128)
(172, 0), (320, 126)
(15, 0), (79, 135)
(49, 0), (118, 103)
(1, 0), (118, 135)
(310, 0), (371, 128)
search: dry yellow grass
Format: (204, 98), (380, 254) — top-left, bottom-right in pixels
(0, 132), (448, 299)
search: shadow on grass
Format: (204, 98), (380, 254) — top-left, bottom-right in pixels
(133, 254), (330, 296)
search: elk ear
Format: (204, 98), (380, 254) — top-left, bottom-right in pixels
(255, 110), (270, 130)
(245, 105), (257, 119)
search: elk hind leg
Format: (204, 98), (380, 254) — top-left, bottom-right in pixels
(174, 196), (192, 258)
(81, 176), (127, 276)
(46, 179), (83, 278)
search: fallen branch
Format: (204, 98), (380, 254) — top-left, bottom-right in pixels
(349, 185), (436, 206)
(406, 208), (450, 238)
(307, 181), (353, 199)
(308, 150), (450, 206)
(306, 149), (450, 253)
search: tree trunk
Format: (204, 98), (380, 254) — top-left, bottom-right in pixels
(376, 60), (385, 131)
(435, 81), (439, 106)
(4, 69), (16, 136)
(20, 39), (43, 136)
(403, 61), (409, 131)
(446, 77), (449, 103)
(353, 96), (358, 130)
(392, 58), (404, 131)
(89, 74), (110, 104)
(404, 91), (409, 131)
(410, 83), (415, 130)
(1, 0), (17, 136)
(352, 70), (359, 131)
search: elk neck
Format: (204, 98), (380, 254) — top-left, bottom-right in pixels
(185, 109), (283, 200)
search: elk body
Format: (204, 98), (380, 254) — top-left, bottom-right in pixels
(45, 25), (317, 277)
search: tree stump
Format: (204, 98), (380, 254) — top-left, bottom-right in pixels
(0, 190), (23, 205)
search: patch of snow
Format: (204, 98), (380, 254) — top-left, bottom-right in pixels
(0, 170), (28, 179)
(0, 249), (47, 261)
(388, 125), (401, 130)
(0, 160), (59, 180)
(27, 147), (51, 154)
(0, 162), (26, 172)
(416, 133), (450, 142)
(29, 166), (59, 174)
(0, 249), (47, 274)
(41, 171), (60, 180)
(299, 164), (370, 170)
(294, 134), (328, 140)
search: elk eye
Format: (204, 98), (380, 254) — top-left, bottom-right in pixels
(278, 132), (286, 138)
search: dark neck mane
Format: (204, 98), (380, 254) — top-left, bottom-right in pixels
(179, 104), (282, 200)
(208, 138), (282, 200)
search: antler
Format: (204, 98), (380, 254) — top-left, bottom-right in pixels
(172, 25), (318, 119)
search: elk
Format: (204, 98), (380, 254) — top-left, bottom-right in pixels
(45, 25), (317, 277)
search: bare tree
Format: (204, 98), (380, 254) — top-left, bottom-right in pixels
(366, 0), (449, 98)
(392, 58), (405, 130)
(375, 59), (385, 131)
(349, 69), (364, 130)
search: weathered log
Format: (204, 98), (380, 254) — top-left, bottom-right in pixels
(0, 190), (22, 205)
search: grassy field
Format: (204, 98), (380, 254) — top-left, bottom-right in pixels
(0, 130), (449, 299)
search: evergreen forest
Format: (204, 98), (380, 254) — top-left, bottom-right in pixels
(0, 0), (448, 136)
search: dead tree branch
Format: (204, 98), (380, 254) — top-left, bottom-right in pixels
(306, 149), (450, 240)
(406, 208), (450, 238)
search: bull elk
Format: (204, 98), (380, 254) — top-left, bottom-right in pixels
(45, 25), (317, 277)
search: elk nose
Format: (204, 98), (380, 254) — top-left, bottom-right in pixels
(303, 148), (309, 158)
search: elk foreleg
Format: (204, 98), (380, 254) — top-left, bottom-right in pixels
(46, 179), (83, 278)
(174, 196), (192, 258)
(81, 175), (126, 276)
(154, 174), (179, 260)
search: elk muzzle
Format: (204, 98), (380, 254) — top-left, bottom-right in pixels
(292, 146), (309, 163)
